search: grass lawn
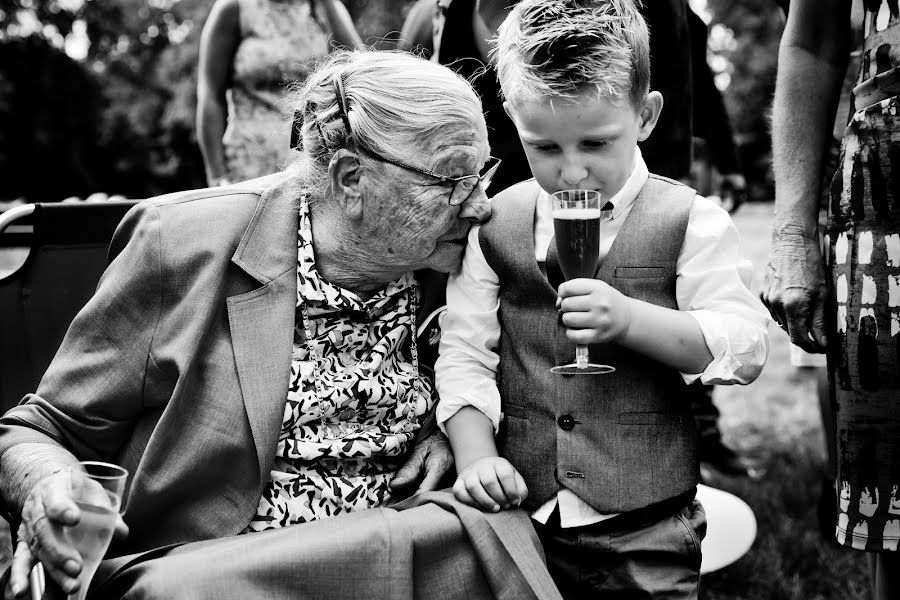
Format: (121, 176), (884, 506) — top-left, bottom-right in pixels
(0, 201), (872, 598)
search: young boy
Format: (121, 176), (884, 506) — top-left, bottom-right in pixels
(434, 0), (771, 597)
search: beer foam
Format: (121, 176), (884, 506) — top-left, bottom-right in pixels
(551, 208), (604, 220)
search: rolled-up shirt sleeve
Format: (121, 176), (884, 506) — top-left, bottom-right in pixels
(435, 225), (503, 433)
(677, 196), (771, 385)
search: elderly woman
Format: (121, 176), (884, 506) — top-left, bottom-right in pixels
(0, 50), (500, 598)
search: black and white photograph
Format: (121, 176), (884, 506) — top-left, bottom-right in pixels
(0, 1), (896, 598)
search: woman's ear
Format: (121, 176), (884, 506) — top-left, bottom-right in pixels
(636, 91), (664, 142)
(328, 149), (364, 220)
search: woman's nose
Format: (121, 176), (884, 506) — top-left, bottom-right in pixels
(458, 186), (491, 223)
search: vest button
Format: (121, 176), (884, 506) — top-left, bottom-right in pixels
(558, 414), (576, 430)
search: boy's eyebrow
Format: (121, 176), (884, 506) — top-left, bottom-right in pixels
(520, 128), (623, 144)
(519, 134), (554, 144)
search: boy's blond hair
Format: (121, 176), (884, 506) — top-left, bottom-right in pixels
(494, 0), (651, 109)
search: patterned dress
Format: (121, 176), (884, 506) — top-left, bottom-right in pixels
(245, 198), (434, 531)
(827, 0), (900, 552)
(223, 0), (331, 181)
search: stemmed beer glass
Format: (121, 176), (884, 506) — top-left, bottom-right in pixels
(550, 189), (615, 375)
(64, 461), (128, 600)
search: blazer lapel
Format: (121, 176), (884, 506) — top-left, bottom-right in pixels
(228, 179), (298, 477)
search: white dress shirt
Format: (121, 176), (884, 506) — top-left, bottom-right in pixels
(435, 149), (771, 527)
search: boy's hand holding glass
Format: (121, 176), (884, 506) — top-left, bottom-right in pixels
(452, 456), (529, 512)
(557, 279), (633, 346)
(550, 189), (616, 374)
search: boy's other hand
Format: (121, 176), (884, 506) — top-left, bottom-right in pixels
(557, 279), (632, 345)
(452, 456), (529, 512)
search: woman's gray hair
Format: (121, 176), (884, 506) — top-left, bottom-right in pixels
(285, 50), (486, 196)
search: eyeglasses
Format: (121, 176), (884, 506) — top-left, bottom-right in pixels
(332, 74), (502, 206)
(357, 146), (502, 206)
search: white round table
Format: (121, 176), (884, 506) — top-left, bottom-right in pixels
(696, 483), (757, 574)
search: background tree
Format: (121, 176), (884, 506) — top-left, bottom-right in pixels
(0, 35), (104, 201)
(701, 0), (785, 200)
(1, 0), (786, 202)
(0, 0), (416, 201)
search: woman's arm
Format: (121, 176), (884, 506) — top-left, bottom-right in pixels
(398, 0), (436, 55)
(0, 203), (165, 594)
(319, 0), (364, 50)
(763, 0), (851, 352)
(197, 0), (241, 186)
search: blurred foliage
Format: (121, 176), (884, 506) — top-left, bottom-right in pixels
(0, 0), (414, 201)
(0, 0), (788, 202)
(705, 0), (786, 201)
(0, 0), (211, 199)
(0, 35), (103, 200)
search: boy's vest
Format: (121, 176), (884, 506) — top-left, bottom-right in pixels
(479, 176), (700, 513)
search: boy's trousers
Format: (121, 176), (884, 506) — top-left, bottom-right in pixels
(533, 498), (706, 599)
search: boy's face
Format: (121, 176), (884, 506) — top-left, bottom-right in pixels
(506, 89), (662, 199)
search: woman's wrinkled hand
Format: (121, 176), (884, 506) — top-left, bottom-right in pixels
(760, 225), (828, 353)
(8, 469), (81, 599)
(390, 429), (454, 496)
(6, 469), (129, 600)
(452, 456), (528, 513)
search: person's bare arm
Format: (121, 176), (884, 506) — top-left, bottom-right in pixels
(472, 2), (493, 64)
(398, 0), (435, 55)
(319, 0), (363, 50)
(444, 406), (499, 471)
(616, 297), (713, 374)
(762, 0), (851, 352)
(196, 0), (240, 186)
(558, 279), (714, 375)
(444, 406), (527, 511)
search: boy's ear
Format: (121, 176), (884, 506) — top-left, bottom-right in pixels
(328, 149), (364, 220)
(636, 91), (664, 142)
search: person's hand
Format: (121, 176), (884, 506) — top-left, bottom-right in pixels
(453, 456), (528, 512)
(390, 429), (454, 496)
(760, 225), (828, 353)
(6, 469), (128, 600)
(557, 279), (632, 345)
(7, 469), (81, 599)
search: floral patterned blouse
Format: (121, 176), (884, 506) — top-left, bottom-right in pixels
(245, 198), (434, 532)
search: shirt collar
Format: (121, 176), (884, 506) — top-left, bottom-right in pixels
(603, 147), (648, 219)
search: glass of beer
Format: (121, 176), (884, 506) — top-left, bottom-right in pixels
(550, 189), (615, 375)
(65, 461), (128, 600)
